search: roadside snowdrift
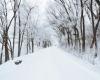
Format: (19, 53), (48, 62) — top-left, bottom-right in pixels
(0, 46), (100, 80)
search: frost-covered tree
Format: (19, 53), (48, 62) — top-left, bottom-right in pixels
(0, 0), (39, 64)
(47, 0), (100, 62)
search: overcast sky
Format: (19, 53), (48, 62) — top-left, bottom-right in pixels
(25, 0), (50, 27)
(25, 0), (48, 9)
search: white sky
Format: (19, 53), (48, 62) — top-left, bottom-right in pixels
(25, 0), (48, 9)
(25, 0), (53, 36)
(25, 0), (51, 28)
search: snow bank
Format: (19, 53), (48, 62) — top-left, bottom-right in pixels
(0, 46), (100, 80)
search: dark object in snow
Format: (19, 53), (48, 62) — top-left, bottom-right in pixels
(14, 60), (22, 65)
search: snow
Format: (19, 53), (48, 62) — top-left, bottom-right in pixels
(0, 46), (100, 80)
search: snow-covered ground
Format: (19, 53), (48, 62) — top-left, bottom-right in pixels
(0, 46), (100, 80)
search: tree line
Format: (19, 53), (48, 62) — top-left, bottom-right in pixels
(47, 0), (100, 60)
(0, 0), (39, 64)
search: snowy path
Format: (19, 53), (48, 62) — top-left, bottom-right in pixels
(0, 47), (100, 80)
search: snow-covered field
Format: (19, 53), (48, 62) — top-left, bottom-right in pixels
(0, 46), (100, 80)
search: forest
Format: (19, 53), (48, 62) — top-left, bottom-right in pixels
(0, 0), (100, 80)
(0, 0), (100, 65)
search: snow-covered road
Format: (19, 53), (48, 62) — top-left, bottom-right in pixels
(0, 47), (100, 80)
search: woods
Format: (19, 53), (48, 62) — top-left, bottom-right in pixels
(0, 0), (39, 64)
(0, 0), (100, 80)
(47, 0), (100, 63)
(0, 0), (100, 64)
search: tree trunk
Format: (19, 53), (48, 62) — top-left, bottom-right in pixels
(13, 0), (17, 58)
(18, 10), (21, 57)
(4, 32), (9, 62)
(82, 17), (85, 52)
(80, 0), (85, 52)
(31, 38), (34, 53)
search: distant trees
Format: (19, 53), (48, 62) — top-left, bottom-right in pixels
(17, 5), (36, 56)
(24, 6), (38, 54)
